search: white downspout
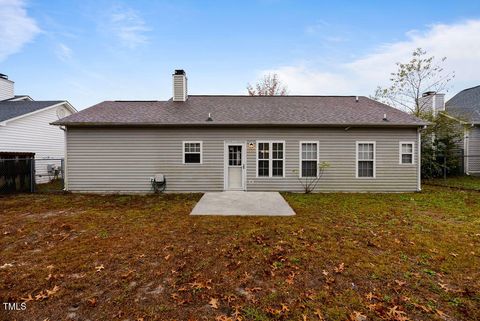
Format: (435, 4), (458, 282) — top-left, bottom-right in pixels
(417, 127), (422, 191)
(464, 126), (470, 175)
(64, 127), (68, 191)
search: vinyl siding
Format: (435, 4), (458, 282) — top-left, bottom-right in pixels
(66, 127), (419, 193)
(0, 104), (72, 182)
(467, 126), (480, 173)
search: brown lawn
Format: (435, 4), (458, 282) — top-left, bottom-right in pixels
(0, 186), (479, 321)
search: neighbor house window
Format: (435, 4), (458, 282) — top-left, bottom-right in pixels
(257, 141), (284, 177)
(400, 142), (414, 164)
(356, 142), (375, 178)
(300, 142), (318, 177)
(183, 141), (202, 164)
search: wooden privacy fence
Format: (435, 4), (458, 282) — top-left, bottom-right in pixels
(0, 152), (35, 194)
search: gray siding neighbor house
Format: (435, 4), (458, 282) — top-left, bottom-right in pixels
(442, 86), (480, 175)
(53, 70), (426, 193)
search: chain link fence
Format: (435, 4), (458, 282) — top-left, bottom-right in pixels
(429, 153), (480, 179)
(34, 158), (65, 192)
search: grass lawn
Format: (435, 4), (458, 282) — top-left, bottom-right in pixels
(1, 187), (479, 321)
(424, 175), (480, 191)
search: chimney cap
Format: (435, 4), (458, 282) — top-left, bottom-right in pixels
(422, 91), (436, 97)
(174, 69), (186, 75)
(0, 73), (8, 80)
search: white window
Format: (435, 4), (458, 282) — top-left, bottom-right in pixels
(399, 142), (414, 164)
(300, 141), (319, 177)
(257, 141), (284, 177)
(183, 141), (202, 164)
(356, 142), (375, 178)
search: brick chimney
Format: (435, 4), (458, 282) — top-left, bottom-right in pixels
(172, 69), (187, 102)
(0, 73), (14, 101)
(418, 91), (445, 115)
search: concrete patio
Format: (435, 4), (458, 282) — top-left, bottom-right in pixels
(190, 191), (296, 216)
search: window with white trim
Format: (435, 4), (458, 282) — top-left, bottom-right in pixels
(400, 142), (414, 164)
(300, 142), (318, 177)
(357, 142), (375, 178)
(257, 141), (284, 177)
(183, 141), (202, 164)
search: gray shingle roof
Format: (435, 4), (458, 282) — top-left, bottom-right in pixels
(445, 85), (480, 124)
(53, 95), (426, 127)
(0, 101), (64, 122)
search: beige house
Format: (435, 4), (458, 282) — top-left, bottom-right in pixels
(53, 70), (426, 193)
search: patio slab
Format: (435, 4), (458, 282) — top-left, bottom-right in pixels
(190, 192), (296, 216)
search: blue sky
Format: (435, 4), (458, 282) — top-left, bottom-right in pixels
(1, 0), (480, 110)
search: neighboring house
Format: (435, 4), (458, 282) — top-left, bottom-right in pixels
(421, 87), (480, 175)
(0, 74), (77, 182)
(53, 70), (426, 194)
(445, 86), (480, 175)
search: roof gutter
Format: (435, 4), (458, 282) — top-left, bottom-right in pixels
(51, 122), (428, 128)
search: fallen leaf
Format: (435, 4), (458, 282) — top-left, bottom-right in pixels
(35, 292), (48, 301)
(367, 303), (379, 311)
(314, 309), (324, 320)
(281, 303), (289, 312)
(436, 309), (449, 320)
(245, 287), (262, 293)
(366, 292), (380, 301)
(20, 294), (34, 302)
(349, 311), (367, 321)
(449, 252), (458, 257)
(334, 262), (345, 273)
(46, 285), (60, 296)
(95, 264), (104, 272)
(387, 306), (408, 320)
(0, 263), (13, 269)
(209, 297), (219, 309)
(395, 279), (406, 287)
(121, 269), (135, 279)
(286, 271), (295, 285)
(164, 254), (171, 261)
(87, 297), (97, 307)
(232, 305), (243, 321)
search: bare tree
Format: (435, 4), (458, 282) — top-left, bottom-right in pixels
(373, 48), (454, 117)
(247, 73), (288, 96)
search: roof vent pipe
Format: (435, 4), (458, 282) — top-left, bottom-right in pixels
(206, 113), (213, 121)
(355, 96), (359, 102)
(383, 113), (388, 121)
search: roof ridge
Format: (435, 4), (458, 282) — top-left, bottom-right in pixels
(188, 95), (360, 98)
(458, 84), (480, 92)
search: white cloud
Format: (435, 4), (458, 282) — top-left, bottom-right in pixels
(55, 43), (72, 61)
(0, 0), (41, 61)
(261, 20), (480, 97)
(108, 5), (150, 48)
